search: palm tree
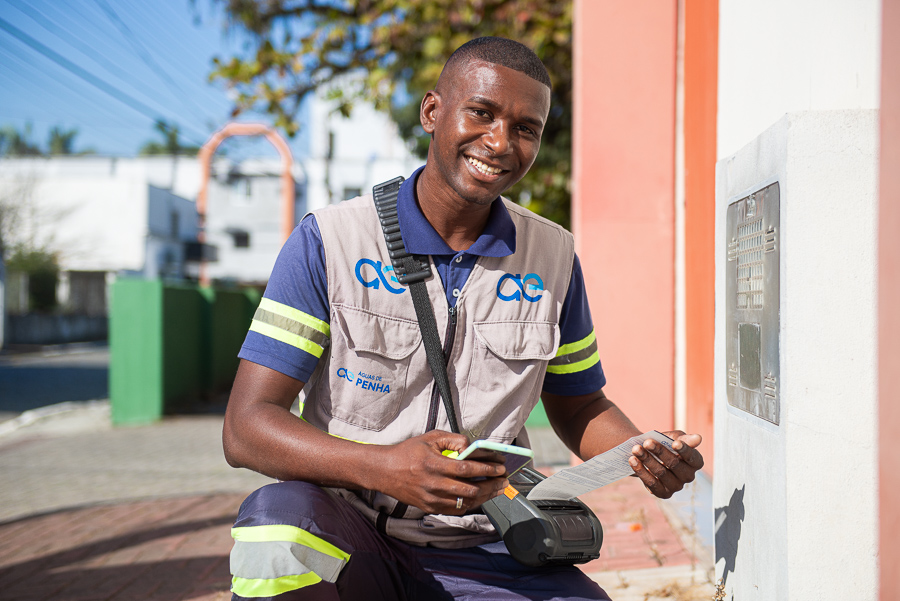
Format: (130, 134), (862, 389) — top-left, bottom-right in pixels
(47, 126), (78, 155)
(139, 120), (200, 156)
(0, 124), (42, 156)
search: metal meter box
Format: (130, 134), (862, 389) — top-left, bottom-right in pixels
(725, 182), (780, 424)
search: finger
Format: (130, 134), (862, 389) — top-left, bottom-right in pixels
(451, 458), (507, 479)
(633, 447), (683, 494)
(431, 473), (506, 499)
(674, 433), (702, 448)
(641, 440), (695, 483)
(426, 431), (471, 454)
(646, 434), (704, 472)
(436, 479), (482, 499)
(628, 456), (672, 499)
(463, 477), (508, 504)
(671, 436), (705, 470)
(439, 477), (508, 514)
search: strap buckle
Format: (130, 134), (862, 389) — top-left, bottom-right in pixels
(373, 177), (432, 284)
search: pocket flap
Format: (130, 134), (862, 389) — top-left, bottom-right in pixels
(472, 321), (559, 361)
(333, 305), (421, 360)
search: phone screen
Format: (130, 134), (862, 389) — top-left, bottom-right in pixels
(455, 441), (534, 477)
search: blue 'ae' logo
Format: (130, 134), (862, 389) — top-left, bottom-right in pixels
(355, 258), (405, 294)
(497, 273), (544, 302)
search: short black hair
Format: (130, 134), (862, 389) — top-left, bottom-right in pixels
(442, 36), (551, 89)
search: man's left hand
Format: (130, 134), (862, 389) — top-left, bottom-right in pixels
(628, 432), (703, 499)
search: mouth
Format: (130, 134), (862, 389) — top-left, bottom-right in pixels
(466, 156), (505, 177)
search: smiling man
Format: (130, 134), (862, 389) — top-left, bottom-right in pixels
(223, 37), (703, 601)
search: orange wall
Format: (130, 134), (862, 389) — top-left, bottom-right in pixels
(573, 0), (677, 431)
(880, 0), (900, 597)
(683, 0), (718, 472)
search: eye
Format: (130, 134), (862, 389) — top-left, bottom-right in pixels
(471, 109), (491, 119)
(515, 124), (537, 137)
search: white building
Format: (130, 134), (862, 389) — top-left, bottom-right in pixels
(303, 95), (423, 210)
(0, 156), (203, 277)
(0, 89), (422, 304)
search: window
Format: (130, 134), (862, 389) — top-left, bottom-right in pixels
(230, 230), (250, 248)
(343, 187), (362, 200)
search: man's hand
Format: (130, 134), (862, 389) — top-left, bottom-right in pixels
(628, 432), (704, 499)
(376, 430), (509, 516)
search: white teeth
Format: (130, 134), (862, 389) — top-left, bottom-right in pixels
(467, 157), (502, 175)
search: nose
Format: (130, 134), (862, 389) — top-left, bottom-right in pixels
(483, 121), (511, 156)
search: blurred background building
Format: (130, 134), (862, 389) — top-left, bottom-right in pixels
(0, 87), (419, 345)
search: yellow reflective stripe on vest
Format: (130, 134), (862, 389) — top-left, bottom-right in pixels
(232, 572), (322, 598)
(547, 330), (600, 374)
(248, 298), (330, 358)
(231, 525), (350, 561)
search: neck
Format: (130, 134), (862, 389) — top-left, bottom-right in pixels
(415, 168), (493, 252)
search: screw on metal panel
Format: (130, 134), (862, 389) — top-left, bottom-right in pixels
(747, 193), (757, 218)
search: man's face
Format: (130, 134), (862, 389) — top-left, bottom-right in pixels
(420, 60), (551, 206)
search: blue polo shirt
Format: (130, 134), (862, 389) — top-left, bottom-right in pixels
(239, 166), (605, 396)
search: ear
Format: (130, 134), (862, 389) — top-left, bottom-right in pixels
(420, 90), (440, 134)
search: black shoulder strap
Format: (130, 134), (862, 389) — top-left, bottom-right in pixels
(373, 177), (461, 434)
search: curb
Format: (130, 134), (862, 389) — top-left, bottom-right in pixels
(0, 399), (110, 438)
(0, 341), (108, 359)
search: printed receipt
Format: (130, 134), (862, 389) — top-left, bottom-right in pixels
(526, 431), (676, 500)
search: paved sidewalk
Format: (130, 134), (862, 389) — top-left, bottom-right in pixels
(0, 403), (714, 601)
(0, 493), (240, 601)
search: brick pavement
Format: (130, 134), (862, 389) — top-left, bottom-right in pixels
(580, 477), (697, 575)
(0, 494), (241, 601)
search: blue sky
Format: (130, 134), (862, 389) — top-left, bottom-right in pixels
(0, 0), (311, 159)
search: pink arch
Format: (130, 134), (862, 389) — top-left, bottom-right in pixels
(196, 123), (295, 284)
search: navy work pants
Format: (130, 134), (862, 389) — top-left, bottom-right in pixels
(229, 481), (611, 601)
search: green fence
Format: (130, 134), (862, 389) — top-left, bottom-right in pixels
(109, 279), (260, 425)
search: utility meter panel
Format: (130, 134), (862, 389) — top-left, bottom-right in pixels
(725, 182), (780, 424)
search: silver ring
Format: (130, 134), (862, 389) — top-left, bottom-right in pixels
(456, 497), (464, 510)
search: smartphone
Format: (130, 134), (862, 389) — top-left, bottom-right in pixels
(453, 440), (534, 477)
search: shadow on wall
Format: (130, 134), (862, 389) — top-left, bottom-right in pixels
(714, 485), (745, 585)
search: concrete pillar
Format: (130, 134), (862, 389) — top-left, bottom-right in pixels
(714, 110), (879, 600)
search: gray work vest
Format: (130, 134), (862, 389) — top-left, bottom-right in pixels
(302, 194), (575, 547)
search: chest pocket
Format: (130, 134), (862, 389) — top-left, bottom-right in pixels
(321, 305), (422, 431)
(461, 320), (559, 439)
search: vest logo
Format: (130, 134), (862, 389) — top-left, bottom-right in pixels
(355, 258), (405, 294)
(497, 273), (544, 302)
(336, 367), (391, 393)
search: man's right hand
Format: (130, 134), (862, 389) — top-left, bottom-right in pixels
(373, 430), (509, 516)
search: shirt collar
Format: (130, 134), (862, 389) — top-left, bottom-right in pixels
(397, 165), (517, 257)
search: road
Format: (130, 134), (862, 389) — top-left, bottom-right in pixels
(0, 343), (109, 418)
